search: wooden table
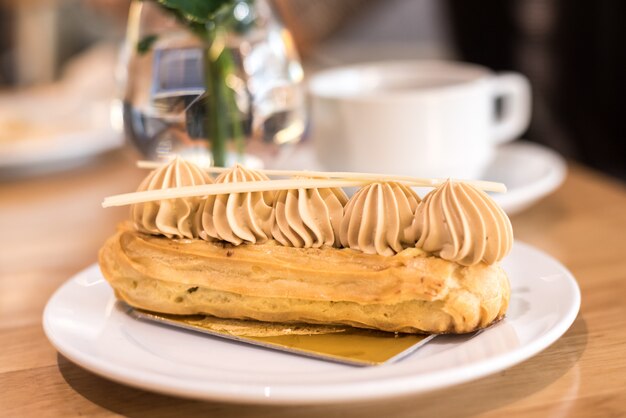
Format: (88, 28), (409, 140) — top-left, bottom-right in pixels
(1, 150), (625, 417)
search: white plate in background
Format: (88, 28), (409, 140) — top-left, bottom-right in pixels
(43, 241), (580, 404)
(0, 44), (123, 177)
(0, 97), (123, 177)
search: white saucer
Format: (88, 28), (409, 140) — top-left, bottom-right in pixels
(487, 141), (567, 215)
(43, 242), (580, 405)
(272, 140), (566, 215)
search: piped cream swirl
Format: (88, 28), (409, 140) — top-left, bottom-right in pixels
(131, 157), (213, 238)
(415, 180), (513, 265)
(271, 185), (348, 248)
(198, 164), (274, 245)
(340, 182), (420, 256)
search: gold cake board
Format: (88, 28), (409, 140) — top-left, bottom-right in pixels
(123, 303), (435, 366)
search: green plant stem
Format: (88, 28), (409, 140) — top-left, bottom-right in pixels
(204, 47), (226, 167)
(219, 49), (246, 158)
(202, 31), (245, 167)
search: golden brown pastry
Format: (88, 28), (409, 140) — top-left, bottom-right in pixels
(99, 161), (513, 334)
(99, 225), (509, 334)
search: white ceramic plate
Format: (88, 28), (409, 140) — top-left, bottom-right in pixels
(43, 242), (580, 405)
(487, 141), (567, 215)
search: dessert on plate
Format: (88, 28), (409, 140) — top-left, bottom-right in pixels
(99, 158), (513, 334)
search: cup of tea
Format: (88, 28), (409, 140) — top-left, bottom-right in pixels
(308, 61), (531, 179)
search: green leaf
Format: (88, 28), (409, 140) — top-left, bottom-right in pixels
(155, 0), (233, 24)
(137, 34), (159, 55)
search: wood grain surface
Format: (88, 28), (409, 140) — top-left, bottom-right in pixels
(1, 150), (625, 417)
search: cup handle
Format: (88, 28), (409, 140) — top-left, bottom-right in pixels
(490, 73), (531, 144)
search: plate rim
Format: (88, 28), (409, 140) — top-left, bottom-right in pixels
(43, 241), (581, 405)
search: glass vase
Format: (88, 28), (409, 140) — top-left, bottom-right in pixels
(119, 0), (305, 167)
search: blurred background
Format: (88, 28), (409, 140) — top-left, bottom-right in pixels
(0, 0), (623, 179)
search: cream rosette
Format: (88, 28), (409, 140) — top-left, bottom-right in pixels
(415, 180), (513, 265)
(131, 157), (213, 239)
(340, 182), (421, 256)
(271, 184), (348, 248)
(198, 164), (274, 245)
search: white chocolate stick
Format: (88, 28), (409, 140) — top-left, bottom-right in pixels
(103, 179), (371, 208)
(103, 175), (506, 208)
(135, 161), (507, 194)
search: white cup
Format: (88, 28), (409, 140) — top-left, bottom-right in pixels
(308, 61), (531, 179)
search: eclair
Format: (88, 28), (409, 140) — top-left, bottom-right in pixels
(99, 158), (513, 334)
